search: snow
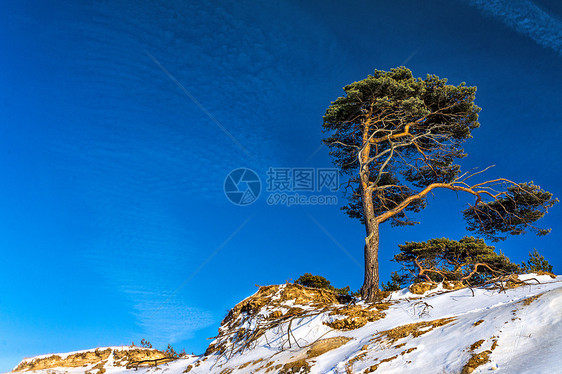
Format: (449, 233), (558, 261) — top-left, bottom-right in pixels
(8, 274), (562, 374)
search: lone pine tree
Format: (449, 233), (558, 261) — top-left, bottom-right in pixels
(322, 67), (557, 302)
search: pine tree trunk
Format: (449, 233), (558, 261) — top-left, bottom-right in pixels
(361, 220), (380, 302)
(359, 160), (380, 302)
(359, 121), (380, 303)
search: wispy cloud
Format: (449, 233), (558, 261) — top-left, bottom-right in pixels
(128, 288), (214, 344)
(464, 0), (562, 56)
(83, 212), (217, 346)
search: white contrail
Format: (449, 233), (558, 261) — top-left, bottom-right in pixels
(465, 0), (562, 56)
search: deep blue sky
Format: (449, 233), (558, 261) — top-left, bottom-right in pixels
(1, 0), (561, 371)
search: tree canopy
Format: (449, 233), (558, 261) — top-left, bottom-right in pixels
(323, 67), (480, 227)
(323, 67), (555, 237)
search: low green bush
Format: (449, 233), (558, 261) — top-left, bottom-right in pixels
(294, 273), (351, 296)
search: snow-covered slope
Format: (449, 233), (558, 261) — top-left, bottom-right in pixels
(9, 274), (562, 374)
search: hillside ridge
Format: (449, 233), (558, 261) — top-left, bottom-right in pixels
(8, 273), (562, 374)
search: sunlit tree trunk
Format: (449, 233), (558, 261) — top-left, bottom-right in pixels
(359, 124), (380, 302)
(361, 221), (379, 302)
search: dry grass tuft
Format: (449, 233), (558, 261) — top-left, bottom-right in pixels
(364, 355), (399, 373)
(85, 361), (106, 374)
(307, 337), (353, 358)
(469, 340), (485, 351)
(372, 317), (456, 345)
(373, 290), (392, 300)
(325, 305), (386, 330)
(346, 351), (367, 367)
(409, 282), (437, 295)
(461, 350), (491, 374)
(281, 284), (340, 306)
(372, 302), (392, 311)
(443, 281), (465, 290)
(520, 293), (543, 306)
(280, 359), (311, 373)
(265, 363), (283, 373)
(400, 347), (417, 355)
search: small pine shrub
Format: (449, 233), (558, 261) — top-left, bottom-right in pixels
(522, 249), (554, 273)
(294, 273), (351, 296)
(382, 272), (407, 291)
(295, 273), (331, 289)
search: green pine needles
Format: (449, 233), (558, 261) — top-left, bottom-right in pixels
(521, 249), (554, 273)
(294, 273), (351, 296)
(393, 237), (520, 285)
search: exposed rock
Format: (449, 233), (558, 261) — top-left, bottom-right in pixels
(13, 347), (170, 372)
